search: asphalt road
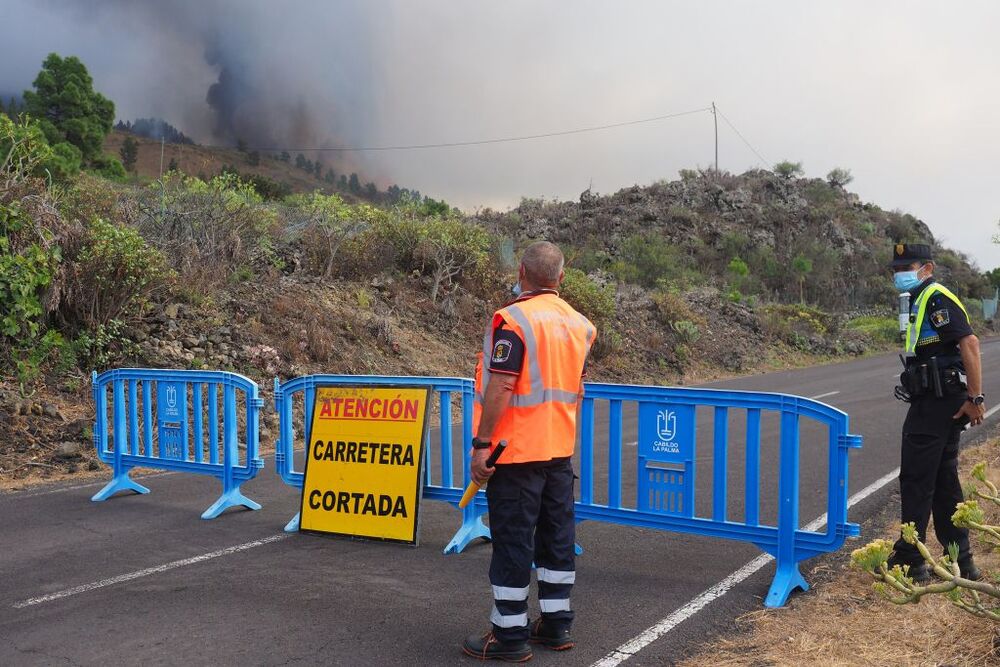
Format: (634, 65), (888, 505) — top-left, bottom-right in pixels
(4, 340), (1000, 666)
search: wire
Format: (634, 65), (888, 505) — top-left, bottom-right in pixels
(714, 106), (770, 168)
(214, 106), (713, 153)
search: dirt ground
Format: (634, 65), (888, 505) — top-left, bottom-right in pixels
(681, 438), (1000, 667)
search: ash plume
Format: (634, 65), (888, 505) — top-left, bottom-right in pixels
(0, 0), (375, 152)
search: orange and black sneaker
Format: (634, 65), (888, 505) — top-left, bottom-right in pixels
(529, 619), (575, 651)
(462, 631), (533, 662)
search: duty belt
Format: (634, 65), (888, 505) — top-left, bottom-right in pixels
(894, 354), (966, 402)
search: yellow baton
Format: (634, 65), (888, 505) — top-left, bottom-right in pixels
(458, 441), (507, 508)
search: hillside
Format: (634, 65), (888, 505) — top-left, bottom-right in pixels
(104, 130), (423, 206)
(1, 119), (993, 488)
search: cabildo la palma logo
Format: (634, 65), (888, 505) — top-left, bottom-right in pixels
(164, 385), (180, 418)
(653, 409), (680, 454)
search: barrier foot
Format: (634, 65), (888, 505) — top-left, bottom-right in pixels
(201, 486), (261, 520)
(284, 512), (300, 533)
(444, 515), (491, 554)
(91, 473), (149, 502)
(764, 560), (808, 608)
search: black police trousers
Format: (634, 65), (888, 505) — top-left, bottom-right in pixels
(892, 393), (972, 565)
(486, 456), (575, 643)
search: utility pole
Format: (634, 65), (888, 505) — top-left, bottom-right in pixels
(712, 101), (718, 172)
(159, 136), (165, 180)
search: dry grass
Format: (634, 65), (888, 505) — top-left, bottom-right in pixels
(682, 440), (1000, 667)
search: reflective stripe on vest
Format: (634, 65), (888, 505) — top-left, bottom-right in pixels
(905, 283), (968, 354)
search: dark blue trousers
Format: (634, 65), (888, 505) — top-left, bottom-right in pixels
(486, 457), (575, 643)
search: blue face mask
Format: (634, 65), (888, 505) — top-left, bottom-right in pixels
(511, 282), (522, 297)
(894, 269), (922, 293)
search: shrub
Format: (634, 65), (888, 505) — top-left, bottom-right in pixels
(846, 315), (898, 345)
(126, 172), (279, 282)
(287, 192), (379, 277)
(61, 217), (172, 330)
(827, 167), (853, 188)
(560, 268), (615, 330)
(773, 160), (804, 179)
(651, 289), (700, 325)
(670, 320), (701, 344)
(610, 232), (688, 287)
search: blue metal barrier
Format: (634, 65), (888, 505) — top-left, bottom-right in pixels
(91, 369), (265, 519)
(274, 374), (861, 608)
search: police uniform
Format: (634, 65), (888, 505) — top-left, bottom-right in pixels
(472, 289), (595, 648)
(891, 244), (976, 573)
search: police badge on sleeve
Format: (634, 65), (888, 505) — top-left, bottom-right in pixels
(492, 339), (512, 363)
(930, 309), (950, 327)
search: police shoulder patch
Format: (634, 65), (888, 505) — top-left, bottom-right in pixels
(492, 339), (512, 363)
(930, 308), (950, 327)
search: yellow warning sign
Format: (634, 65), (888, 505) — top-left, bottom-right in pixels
(299, 385), (430, 544)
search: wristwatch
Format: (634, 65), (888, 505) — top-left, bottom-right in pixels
(472, 437), (492, 450)
(967, 394), (986, 406)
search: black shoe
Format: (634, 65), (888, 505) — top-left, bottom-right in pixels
(886, 555), (931, 583)
(959, 557), (982, 581)
(529, 618), (575, 651)
(462, 631), (532, 662)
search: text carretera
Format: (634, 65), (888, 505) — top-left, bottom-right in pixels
(312, 440), (416, 466)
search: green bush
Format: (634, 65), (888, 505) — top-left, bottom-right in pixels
(65, 217), (172, 329)
(90, 154), (126, 181)
(846, 315), (898, 344)
(560, 268), (615, 330)
(774, 160), (804, 179)
(611, 232), (689, 287)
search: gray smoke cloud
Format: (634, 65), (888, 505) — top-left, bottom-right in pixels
(1, 1), (999, 269)
(0, 0), (375, 159)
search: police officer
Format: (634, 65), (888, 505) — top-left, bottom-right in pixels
(462, 241), (596, 662)
(889, 243), (985, 582)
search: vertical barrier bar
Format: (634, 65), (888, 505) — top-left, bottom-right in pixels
(128, 380), (139, 456)
(223, 384), (236, 488)
(461, 387), (473, 487)
(579, 396), (595, 505)
(745, 408), (761, 526)
(94, 373), (107, 454)
(142, 381), (153, 457)
(193, 383), (203, 464)
(608, 399), (623, 508)
(182, 382), (190, 461)
(765, 406), (807, 607)
(114, 380), (127, 459)
(209, 383), (219, 465)
(713, 406), (728, 523)
(440, 390), (453, 488)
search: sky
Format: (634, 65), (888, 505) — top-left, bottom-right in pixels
(1, 1), (998, 268)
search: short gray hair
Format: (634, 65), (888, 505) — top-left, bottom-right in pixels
(521, 241), (564, 288)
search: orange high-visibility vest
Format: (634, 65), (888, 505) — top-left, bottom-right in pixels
(473, 292), (596, 463)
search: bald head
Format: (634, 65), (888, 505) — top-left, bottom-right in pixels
(520, 241), (565, 290)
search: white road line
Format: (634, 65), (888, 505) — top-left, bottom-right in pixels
(591, 467), (902, 667)
(809, 391), (841, 400)
(984, 404), (1000, 421)
(12, 534), (289, 609)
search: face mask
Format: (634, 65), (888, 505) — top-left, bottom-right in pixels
(511, 282), (522, 297)
(894, 270), (922, 293)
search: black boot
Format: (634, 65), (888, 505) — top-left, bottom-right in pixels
(529, 618), (575, 651)
(959, 556), (982, 581)
(885, 554), (930, 583)
(462, 631), (532, 662)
